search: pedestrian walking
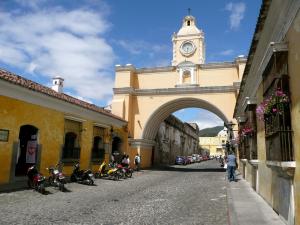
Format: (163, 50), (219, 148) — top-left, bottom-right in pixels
(134, 153), (141, 171)
(226, 151), (238, 182)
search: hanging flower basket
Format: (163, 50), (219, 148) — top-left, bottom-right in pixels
(256, 88), (289, 121)
(241, 126), (254, 136)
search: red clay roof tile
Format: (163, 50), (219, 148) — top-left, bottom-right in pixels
(0, 69), (126, 123)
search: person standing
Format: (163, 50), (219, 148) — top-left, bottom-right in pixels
(226, 151), (237, 182)
(134, 153), (141, 171)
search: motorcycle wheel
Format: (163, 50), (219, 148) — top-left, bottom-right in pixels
(39, 183), (45, 194)
(89, 179), (94, 185)
(59, 182), (64, 191)
(27, 179), (34, 189)
(48, 177), (54, 186)
(70, 174), (76, 182)
(126, 171), (133, 178)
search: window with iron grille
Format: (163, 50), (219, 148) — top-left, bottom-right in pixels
(62, 119), (81, 161)
(262, 52), (294, 161)
(91, 126), (105, 160)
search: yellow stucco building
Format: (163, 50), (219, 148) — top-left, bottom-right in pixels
(0, 70), (127, 188)
(199, 129), (227, 157)
(111, 15), (245, 168)
(234, 1), (300, 224)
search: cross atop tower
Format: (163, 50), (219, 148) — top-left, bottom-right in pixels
(188, 8), (191, 15)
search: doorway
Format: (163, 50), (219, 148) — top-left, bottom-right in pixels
(112, 136), (122, 163)
(15, 125), (38, 176)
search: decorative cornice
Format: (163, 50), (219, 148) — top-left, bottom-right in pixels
(129, 139), (156, 148)
(233, 82), (241, 88)
(113, 85), (238, 96)
(200, 62), (237, 69)
(242, 96), (257, 112)
(136, 66), (175, 73)
(115, 61), (245, 74)
(115, 64), (136, 72)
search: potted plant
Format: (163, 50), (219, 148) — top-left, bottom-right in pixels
(256, 88), (289, 121)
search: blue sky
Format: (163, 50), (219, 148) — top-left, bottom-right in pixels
(0, 0), (261, 129)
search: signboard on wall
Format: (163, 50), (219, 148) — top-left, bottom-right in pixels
(26, 140), (37, 163)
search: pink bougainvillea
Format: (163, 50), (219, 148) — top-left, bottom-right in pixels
(256, 88), (289, 121)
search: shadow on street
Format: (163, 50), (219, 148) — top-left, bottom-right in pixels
(151, 165), (226, 173)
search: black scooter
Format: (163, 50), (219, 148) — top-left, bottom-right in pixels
(70, 163), (94, 185)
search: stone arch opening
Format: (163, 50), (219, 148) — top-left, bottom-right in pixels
(142, 98), (229, 141)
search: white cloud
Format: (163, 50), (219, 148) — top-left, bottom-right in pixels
(225, 2), (246, 30)
(220, 49), (234, 56)
(0, 5), (115, 102)
(188, 110), (223, 130)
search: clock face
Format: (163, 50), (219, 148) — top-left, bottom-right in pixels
(180, 42), (195, 55)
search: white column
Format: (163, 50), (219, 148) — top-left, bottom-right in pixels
(191, 68), (195, 84)
(179, 69), (183, 84)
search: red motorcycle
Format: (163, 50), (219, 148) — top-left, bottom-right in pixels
(46, 163), (66, 191)
(116, 164), (133, 179)
(27, 165), (46, 194)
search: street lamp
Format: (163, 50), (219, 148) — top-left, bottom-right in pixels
(224, 121), (236, 153)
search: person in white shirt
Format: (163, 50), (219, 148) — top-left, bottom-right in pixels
(134, 153), (141, 171)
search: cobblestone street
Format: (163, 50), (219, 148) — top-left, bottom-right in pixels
(0, 160), (227, 225)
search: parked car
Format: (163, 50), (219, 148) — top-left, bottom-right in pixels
(202, 155), (208, 161)
(192, 154), (200, 162)
(175, 156), (185, 165)
(187, 156), (194, 163)
(182, 156), (188, 165)
(192, 155), (197, 162)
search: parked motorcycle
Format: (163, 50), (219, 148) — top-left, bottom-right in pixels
(27, 165), (46, 194)
(95, 161), (120, 181)
(116, 164), (133, 179)
(46, 163), (66, 191)
(70, 163), (94, 185)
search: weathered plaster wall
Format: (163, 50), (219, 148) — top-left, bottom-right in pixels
(286, 9), (300, 225)
(154, 115), (199, 165)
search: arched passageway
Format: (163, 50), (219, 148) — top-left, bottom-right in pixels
(142, 98), (228, 141)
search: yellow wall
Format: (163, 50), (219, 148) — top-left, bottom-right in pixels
(199, 136), (227, 156)
(0, 95), (64, 183)
(0, 95), (128, 184)
(286, 10), (300, 224)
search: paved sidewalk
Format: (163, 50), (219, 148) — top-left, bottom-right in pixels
(227, 174), (286, 225)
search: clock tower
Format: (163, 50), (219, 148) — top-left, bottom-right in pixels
(172, 15), (205, 66)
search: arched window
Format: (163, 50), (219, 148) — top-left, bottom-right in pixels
(187, 20), (190, 26)
(62, 132), (80, 160)
(91, 136), (105, 159)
